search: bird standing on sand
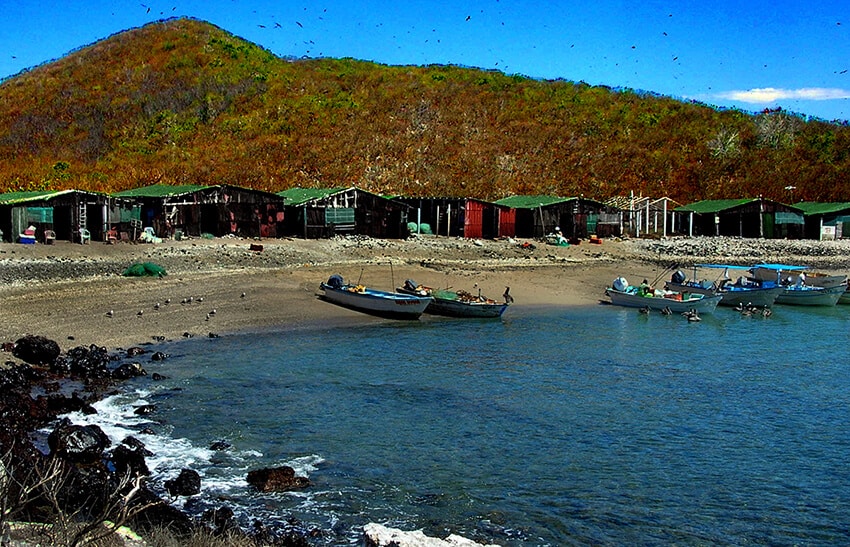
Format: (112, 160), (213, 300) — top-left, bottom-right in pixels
(106, 310), (114, 317)
(503, 287), (514, 304)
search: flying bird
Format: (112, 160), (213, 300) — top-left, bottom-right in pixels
(296, 21), (303, 27)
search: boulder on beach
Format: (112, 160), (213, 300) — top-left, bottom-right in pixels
(12, 335), (60, 365)
(246, 466), (310, 492)
(47, 418), (111, 464)
(363, 523), (501, 547)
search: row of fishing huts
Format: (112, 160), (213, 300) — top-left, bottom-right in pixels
(0, 184), (847, 243)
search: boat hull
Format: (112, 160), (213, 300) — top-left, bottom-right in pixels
(665, 282), (782, 308)
(320, 284), (432, 319)
(774, 284), (845, 306)
(605, 288), (721, 313)
(425, 298), (508, 318)
(397, 286), (508, 318)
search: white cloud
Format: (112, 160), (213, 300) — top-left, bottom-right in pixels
(715, 87), (850, 103)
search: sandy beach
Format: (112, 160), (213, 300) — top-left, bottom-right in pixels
(0, 235), (652, 351)
(3, 234), (850, 351)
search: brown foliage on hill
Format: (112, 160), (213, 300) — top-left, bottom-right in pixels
(1, 17), (849, 202)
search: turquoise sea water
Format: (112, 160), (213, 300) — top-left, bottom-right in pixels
(71, 303), (850, 545)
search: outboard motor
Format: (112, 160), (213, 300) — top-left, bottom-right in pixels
(612, 277), (628, 292)
(326, 274), (344, 289)
(671, 270), (686, 284)
(403, 279), (418, 291)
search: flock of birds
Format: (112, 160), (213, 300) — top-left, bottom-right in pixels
(638, 301), (772, 321)
(105, 290), (249, 339)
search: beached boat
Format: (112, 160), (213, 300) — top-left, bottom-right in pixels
(605, 277), (722, 313)
(664, 265), (782, 308)
(319, 274), (433, 319)
(398, 280), (509, 318)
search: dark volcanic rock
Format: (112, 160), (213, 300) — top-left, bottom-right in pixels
(13, 335), (60, 365)
(164, 468), (201, 497)
(109, 443), (151, 478)
(45, 393), (97, 415)
(65, 345), (112, 378)
(112, 362), (147, 380)
(48, 418), (111, 464)
(133, 404), (157, 415)
(246, 466), (310, 492)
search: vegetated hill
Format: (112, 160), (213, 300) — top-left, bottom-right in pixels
(1, 17), (849, 203)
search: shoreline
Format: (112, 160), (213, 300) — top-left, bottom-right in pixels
(4, 234), (850, 351)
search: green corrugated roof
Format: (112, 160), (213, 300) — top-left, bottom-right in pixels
(675, 199), (756, 213)
(794, 202), (850, 215)
(112, 184), (212, 198)
(278, 187), (348, 206)
(0, 189), (76, 205)
(493, 195), (572, 209)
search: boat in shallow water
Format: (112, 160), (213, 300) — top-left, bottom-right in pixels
(664, 265), (782, 308)
(398, 280), (510, 318)
(319, 274), (432, 319)
(748, 264), (846, 306)
(605, 277), (722, 313)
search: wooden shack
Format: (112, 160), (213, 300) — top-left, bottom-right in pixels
(279, 187), (409, 239)
(493, 195), (622, 239)
(676, 198), (804, 239)
(605, 195), (683, 237)
(0, 189), (117, 243)
(398, 197), (514, 239)
(795, 202), (850, 240)
(113, 184), (284, 239)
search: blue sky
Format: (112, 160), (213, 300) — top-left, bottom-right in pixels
(2, 0), (849, 122)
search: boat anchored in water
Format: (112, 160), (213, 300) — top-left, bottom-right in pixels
(664, 265), (782, 308)
(605, 276), (722, 314)
(748, 264), (846, 306)
(319, 274), (433, 320)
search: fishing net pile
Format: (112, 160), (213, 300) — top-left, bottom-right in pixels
(121, 262), (167, 278)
